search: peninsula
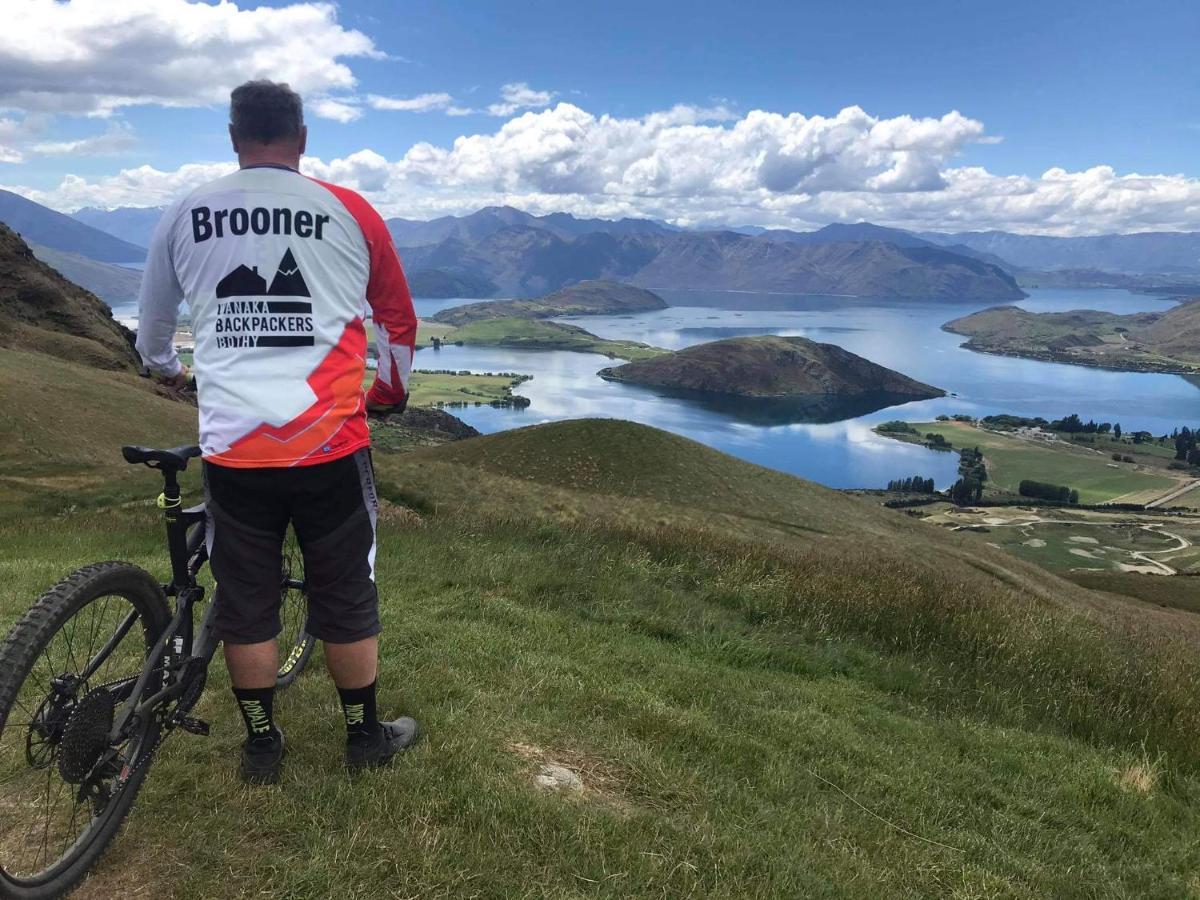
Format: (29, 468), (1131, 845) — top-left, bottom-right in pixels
(943, 300), (1200, 373)
(429, 280), (668, 326)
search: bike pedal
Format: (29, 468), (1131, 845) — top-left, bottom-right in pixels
(176, 716), (210, 736)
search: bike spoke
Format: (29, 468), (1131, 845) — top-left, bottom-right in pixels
(0, 589), (155, 881)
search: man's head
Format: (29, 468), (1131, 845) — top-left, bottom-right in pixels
(229, 80), (307, 168)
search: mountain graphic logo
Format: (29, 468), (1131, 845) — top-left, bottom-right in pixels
(216, 248), (311, 299)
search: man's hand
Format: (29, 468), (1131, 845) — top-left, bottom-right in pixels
(366, 395), (407, 419)
(158, 366), (191, 390)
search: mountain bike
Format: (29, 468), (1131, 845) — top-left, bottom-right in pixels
(0, 444), (314, 898)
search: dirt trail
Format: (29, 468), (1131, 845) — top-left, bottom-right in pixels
(1126, 525), (1191, 575)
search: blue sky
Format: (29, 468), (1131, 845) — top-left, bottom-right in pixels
(1, 0), (1198, 234)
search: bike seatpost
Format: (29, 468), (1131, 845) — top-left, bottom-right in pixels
(160, 468), (191, 589)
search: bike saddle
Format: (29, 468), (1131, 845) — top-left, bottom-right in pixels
(121, 444), (203, 471)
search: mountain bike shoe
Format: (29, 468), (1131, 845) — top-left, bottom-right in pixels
(346, 717), (419, 772)
(240, 728), (285, 785)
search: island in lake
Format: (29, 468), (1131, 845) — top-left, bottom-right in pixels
(597, 335), (944, 425)
(943, 299), (1200, 374)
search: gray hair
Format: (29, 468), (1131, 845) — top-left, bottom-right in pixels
(229, 80), (304, 145)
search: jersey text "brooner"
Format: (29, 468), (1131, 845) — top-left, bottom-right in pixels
(192, 205), (332, 242)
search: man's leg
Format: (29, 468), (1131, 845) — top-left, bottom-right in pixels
(226, 639), (281, 688)
(325, 637), (380, 744)
(292, 450), (418, 769)
(204, 462), (289, 784)
(226, 640), (281, 758)
(324, 636), (377, 689)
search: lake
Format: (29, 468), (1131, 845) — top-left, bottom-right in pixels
(411, 288), (1198, 489)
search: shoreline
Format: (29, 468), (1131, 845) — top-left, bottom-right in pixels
(942, 331), (1200, 376)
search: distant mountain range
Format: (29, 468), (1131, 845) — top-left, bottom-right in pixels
(393, 208), (1024, 300)
(919, 229), (1200, 275)
(0, 190), (146, 264)
(72, 205), (164, 250)
(12, 192), (1200, 304)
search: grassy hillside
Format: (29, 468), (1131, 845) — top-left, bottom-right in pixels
(0, 224), (142, 371)
(418, 316), (664, 361)
(5, 357), (1200, 896)
(884, 419), (1179, 504)
(0, 349), (198, 517)
(944, 300), (1200, 373)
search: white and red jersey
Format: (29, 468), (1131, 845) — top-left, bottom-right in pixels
(136, 165), (416, 468)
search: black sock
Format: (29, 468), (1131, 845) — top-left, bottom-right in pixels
(337, 680), (379, 743)
(233, 686), (277, 744)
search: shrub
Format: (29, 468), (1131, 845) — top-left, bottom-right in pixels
(1019, 480), (1077, 503)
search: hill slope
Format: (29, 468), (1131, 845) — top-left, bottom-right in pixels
(0, 190), (147, 263)
(944, 300), (1200, 372)
(3, 370), (1200, 895)
(29, 243), (143, 304)
(0, 224), (141, 370)
(598, 336), (944, 400)
(431, 280), (667, 326)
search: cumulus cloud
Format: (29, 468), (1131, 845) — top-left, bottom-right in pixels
(486, 83), (556, 117)
(31, 123), (137, 156)
(8, 102), (1200, 235)
(309, 98), (362, 123)
(367, 93), (455, 113)
(0, 0), (380, 116)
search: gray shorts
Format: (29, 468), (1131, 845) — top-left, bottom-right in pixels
(202, 449), (381, 644)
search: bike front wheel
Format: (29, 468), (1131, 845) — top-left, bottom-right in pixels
(0, 562), (170, 900)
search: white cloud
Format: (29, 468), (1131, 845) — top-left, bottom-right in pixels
(9, 162), (237, 209)
(31, 123), (136, 156)
(9, 102), (1200, 236)
(310, 98), (362, 123)
(0, 0), (380, 116)
(367, 93), (454, 113)
(0, 114), (135, 161)
(486, 83), (555, 117)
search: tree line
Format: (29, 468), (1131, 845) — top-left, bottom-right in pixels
(887, 475), (936, 493)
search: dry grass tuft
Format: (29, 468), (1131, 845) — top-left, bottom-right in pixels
(1115, 756), (1163, 795)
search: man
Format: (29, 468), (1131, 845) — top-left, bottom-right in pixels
(136, 80), (419, 784)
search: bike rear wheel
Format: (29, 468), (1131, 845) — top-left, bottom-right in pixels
(0, 562), (170, 899)
(275, 528), (313, 689)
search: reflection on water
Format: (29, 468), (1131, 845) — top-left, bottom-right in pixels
(604, 381), (943, 426)
(411, 287), (1199, 489)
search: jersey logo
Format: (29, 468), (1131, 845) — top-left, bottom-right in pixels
(213, 248), (315, 348)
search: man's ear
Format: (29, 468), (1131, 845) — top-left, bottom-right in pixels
(228, 124), (239, 154)
(297, 125), (308, 157)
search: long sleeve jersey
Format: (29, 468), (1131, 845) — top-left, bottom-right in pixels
(136, 165), (416, 468)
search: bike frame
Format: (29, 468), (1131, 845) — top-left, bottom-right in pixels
(103, 464), (220, 744)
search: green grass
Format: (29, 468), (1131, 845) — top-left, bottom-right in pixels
(405, 370), (529, 407)
(422, 317), (665, 361)
(892, 421), (1178, 504)
(5, 503), (1200, 898)
(1068, 571), (1200, 613)
(7, 351), (1200, 895)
